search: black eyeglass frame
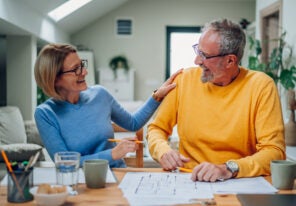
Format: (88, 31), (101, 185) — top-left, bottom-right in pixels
(192, 44), (230, 60)
(58, 59), (88, 76)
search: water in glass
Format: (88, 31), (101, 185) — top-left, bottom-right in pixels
(54, 152), (80, 195)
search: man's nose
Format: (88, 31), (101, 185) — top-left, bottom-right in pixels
(194, 55), (203, 65)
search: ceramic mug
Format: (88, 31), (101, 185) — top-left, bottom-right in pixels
(83, 159), (108, 188)
(271, 160), (296, 189)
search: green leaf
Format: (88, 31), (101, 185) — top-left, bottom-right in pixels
(290, 65), (296, 73)
(255, 40), (262, 56)
(280, 70), (294, 90)
(247, 31), (296, 90)
(248, 56), (258, 70)
(257, 63), (267, 72)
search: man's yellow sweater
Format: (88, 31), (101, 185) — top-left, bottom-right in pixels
(147, 67), (285, 178)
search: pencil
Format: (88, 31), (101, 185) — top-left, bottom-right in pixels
(108, 138), (144, 144)
(177, 167), (193, 173)
(1, 150), (13, 172)
(1, 150), (24, 198)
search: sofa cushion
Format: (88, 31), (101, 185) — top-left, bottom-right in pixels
(0, 143), (45, 162)
(25, 120), (44, 146)
(0, 106), (27, 144)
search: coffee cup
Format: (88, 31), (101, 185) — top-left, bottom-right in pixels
(83, 159), (108, 188)
(271, 160), (296, 189)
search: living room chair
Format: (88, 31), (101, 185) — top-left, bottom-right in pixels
(112, 123), (144, 168)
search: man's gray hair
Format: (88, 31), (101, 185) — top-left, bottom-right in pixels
(202, 19), (246, 63)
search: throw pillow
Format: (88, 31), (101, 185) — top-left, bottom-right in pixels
(25, 120), (44, 146)
(0, 143), (45, 162)
(0, 106), (27, 144)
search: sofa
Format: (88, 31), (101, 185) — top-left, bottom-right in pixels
(0, 106), (51, 180)
(0, 104), (161, 181)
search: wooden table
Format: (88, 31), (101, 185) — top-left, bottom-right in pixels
(0, 168), (295, 206)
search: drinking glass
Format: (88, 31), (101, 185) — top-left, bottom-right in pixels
(54, 151), (80, 195)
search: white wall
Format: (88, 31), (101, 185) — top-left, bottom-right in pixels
(7, 36), (37, 120)
(0, 0), (71, 120)
(71, 0), (256, 100)
(0, 0), (69, 43)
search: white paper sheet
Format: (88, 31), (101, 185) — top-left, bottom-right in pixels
(119, 172), (278, 206)
(1, 166), (116, 186)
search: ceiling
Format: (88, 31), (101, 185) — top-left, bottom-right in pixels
(0, 0), (129, 36)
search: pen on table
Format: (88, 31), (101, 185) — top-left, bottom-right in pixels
(1, 150), (24, 197)
(177, 167), (224, 181)
(108, 138), (144, 144)
(177, 167), (193, 173)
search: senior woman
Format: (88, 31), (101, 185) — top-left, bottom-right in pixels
(34, 43), (181, 168)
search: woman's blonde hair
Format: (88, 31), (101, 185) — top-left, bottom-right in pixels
(34, 43), (77, 100)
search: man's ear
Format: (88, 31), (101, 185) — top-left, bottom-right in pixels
(226, 54), (237, 67)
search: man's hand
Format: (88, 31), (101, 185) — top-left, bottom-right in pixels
(159, 150), (190, 171)
(191, 162), (232, 182)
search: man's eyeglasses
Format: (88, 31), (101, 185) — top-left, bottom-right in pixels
(59, 59), (88, 76)
(192, 44), (229, 60)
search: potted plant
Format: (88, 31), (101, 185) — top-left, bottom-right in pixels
(248, 32), (296, 145)
(109, 55), (130, 79)
(248, 32), (296, 90)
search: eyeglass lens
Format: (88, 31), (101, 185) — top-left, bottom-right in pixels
(192, 44), (204, 59)
(192, 44), (229, 60)
(59, 59), (88, 76)
(76, 60), (88, 75)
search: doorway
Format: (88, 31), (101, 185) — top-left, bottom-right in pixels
(260, 0), (282, 64)
(166, 26), (201, 79)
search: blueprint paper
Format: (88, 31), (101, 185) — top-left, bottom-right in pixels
(119, 172), (277, 206)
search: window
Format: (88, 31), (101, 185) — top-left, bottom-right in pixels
(48, 0), (93, 22)
(166, 27), (201, 78)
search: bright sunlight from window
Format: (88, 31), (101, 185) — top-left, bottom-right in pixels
(170, 33), (201, 75)
(48, 0), (93, 22)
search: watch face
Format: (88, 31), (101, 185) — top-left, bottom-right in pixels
(227, 161), (239, 173)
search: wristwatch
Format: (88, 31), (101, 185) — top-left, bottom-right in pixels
(225, 161), (239, 177)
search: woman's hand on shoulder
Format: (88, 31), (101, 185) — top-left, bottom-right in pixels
(152, 68), (183, 102)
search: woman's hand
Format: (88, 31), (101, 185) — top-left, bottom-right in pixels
(111, 137), (139, 160)
(152, 69), (183, 102)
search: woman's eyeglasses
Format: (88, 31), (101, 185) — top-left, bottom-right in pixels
(59, 59), (88, 76)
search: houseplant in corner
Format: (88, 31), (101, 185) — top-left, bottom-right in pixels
(109, 55), (130, 79)
(248, 32), (296, 145)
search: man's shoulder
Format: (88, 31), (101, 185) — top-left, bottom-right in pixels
(241, 68), (275, 90)
(242, 67), (273, 82)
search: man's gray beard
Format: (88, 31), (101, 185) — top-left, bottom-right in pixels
(201, 72), (213, 83)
